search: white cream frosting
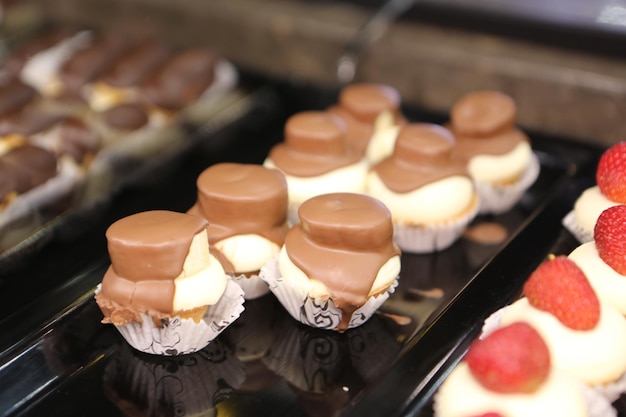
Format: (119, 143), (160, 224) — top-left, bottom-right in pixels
(214, 234), (281, 273)
(263, 158), (368, 207)
(365, 110), (401, 165)
(569, 242), (626, 315)
(573, 186), (620, 238)
(435, 362), (588, 417)
(500, 298), (626, 385)
(366, 173), (475, 225)
(277, 246), (401, 299)
(173, 230), (227, 310)
(468, 141), (532, 184)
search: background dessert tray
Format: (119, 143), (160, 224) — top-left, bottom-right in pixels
(0, 79), (610, 417)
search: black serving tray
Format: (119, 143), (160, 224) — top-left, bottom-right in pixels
(0, 79), (607, 417)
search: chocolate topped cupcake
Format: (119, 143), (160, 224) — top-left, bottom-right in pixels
(367, 123), (478, 253)
(95, 210), (245, 355)
(188, 163), (288, 299)
(261, 192), (401, 331)
(264, 111), (368, 224)
(328, 83), (404, 162)
(449, 90), (540, 214)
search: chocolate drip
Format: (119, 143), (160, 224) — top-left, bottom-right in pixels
(100, 211), (209, 315)
(100, 103), (149, 131)
(285, 193), (400, 330)
(188, 162), (288, 246)
(449, 90), (529, 159)
(373, 123), (469, 193)
(59, 33), (128, 94)
(268, 111), (361, 177)
(99, 38), (171, 88)
(142, 48), (218, 110)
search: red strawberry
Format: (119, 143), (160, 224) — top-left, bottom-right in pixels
(523, 255), (600, 330)
(594, 205), (626, 275)
(469, 414), (503, 417)
(597, 142), (626, 203)
(466, 322), (550, 394)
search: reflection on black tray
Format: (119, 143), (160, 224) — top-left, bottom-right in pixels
(103, 339), (245, 417)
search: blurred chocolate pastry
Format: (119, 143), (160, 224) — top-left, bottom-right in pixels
(86, 38), (171, 111)
(141, 48), (219, 111)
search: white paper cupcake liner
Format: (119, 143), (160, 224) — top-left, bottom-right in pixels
(260, 255), (398, 331)
(393, 197), (480, 254)
(475, 152), (541, 215)
(232, 272), (270, 300)
(106, 279), (245, 356)
(562, 209), (594, 244)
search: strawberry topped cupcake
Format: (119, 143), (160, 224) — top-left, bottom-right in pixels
(569, 205), (626, 316)
(497, 256), (626, 396)
(434, 322), (599, 417)
(564, 142), (626, 243)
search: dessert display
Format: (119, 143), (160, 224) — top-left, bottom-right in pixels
(326, 83), (405, 162)
(263, 111), (368, 224)
(434, 322), (607, 417)
(448, 90), (540, 214)
(366, 123), (479, 253)
(187, 162), (289, 299)
(94, 210), (245, 355)
(495, 256), (626, 394)
(0, 25), (239, 255)
(569, 205), (626, 316)
(260, 192), (401, 331)
(564, 142), (626, 243)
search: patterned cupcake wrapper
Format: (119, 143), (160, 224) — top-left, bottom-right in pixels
(260, 256), (398, 331)
(562, 209), (594, 244)
(232, 272), (270, 300)
(393, 197), (480, 254)
(475, 152), (541, 215)
(105, 279), (245, 356)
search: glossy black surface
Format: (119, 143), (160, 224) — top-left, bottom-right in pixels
(0, 80), (608, 417)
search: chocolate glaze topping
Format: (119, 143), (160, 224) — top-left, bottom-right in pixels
(100, 103), (149, 131)
(449, 90), (529, 159)
(99, 38), (171, 88)
(373, 123), (469, 193)
(99, 211), (209, 315)
(338, 84), (402, 124)
(188, 163), (288, 260)
(59, 33), (128, 94)
(268, 111), (361, 177)
(0, 101), (64, 136)
(142, 48), (218, 110)
(285, 193), (400, 330)
(1, 145), (58, 193)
